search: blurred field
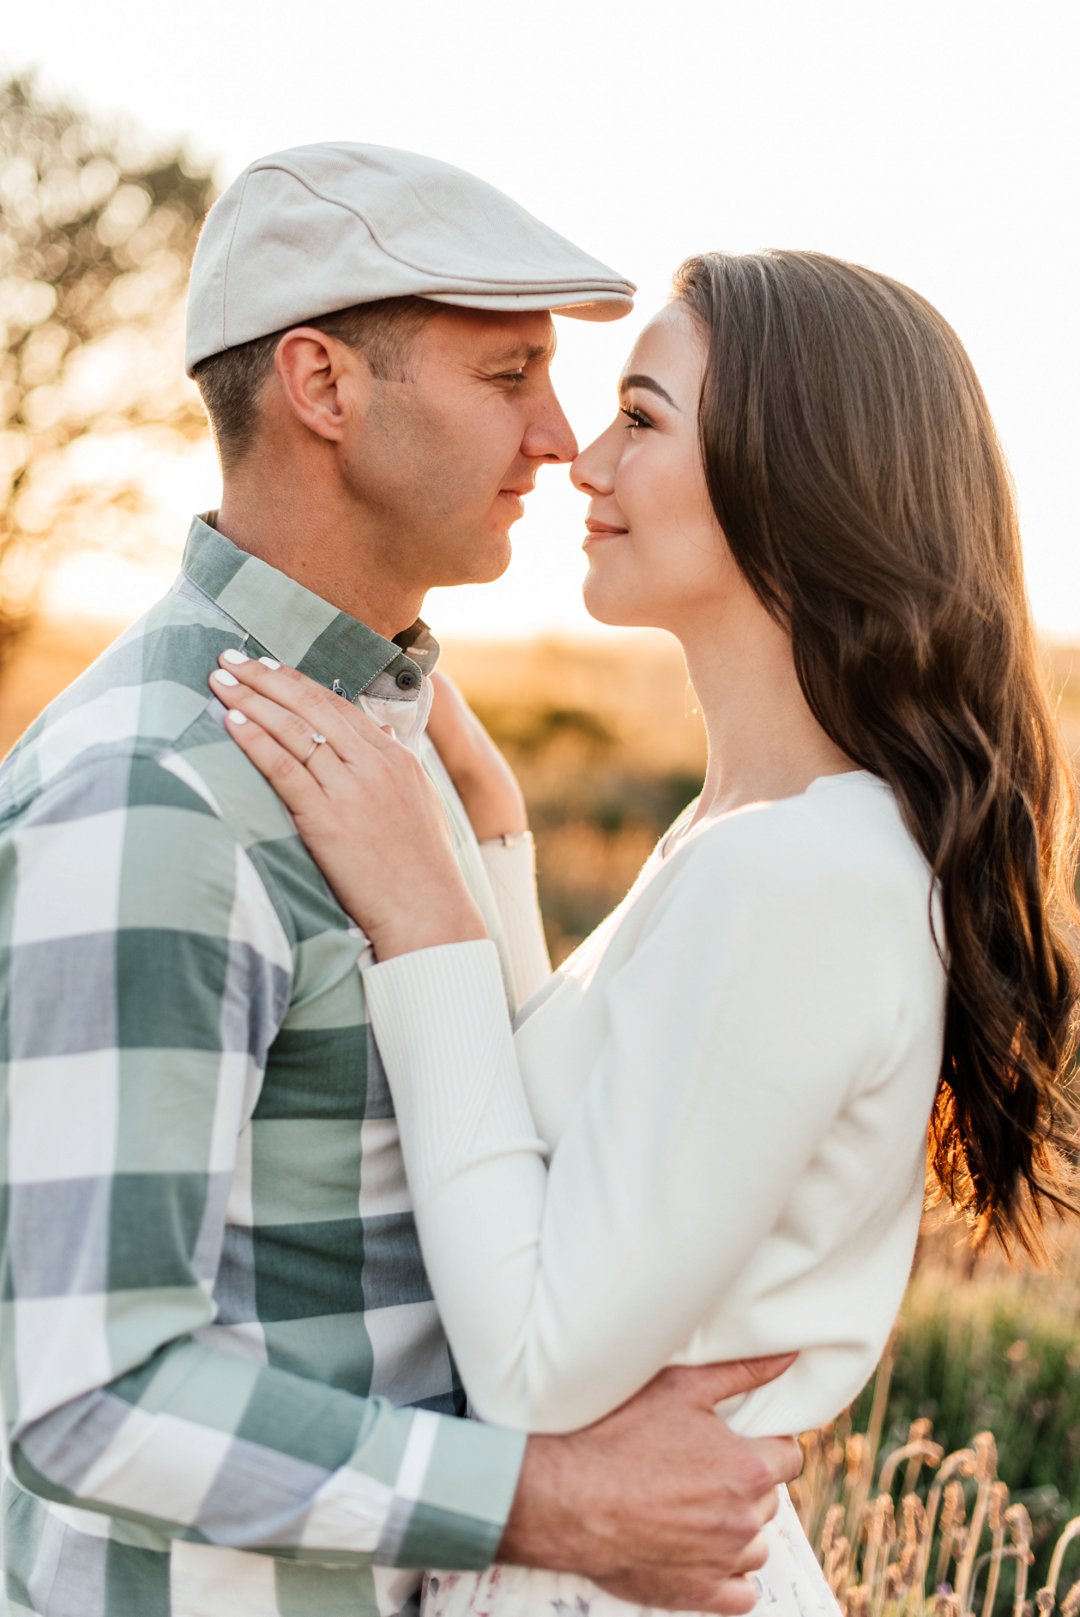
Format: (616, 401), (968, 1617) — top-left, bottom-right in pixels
(441, 634), (710, 956)
(0, 616), (126, 758)
(9, 625), (1076, 956)
(0, 615), (712, 959)
(5, 616), (1080, 1608)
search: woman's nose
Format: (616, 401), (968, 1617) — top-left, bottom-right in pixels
(570, 426), (617, 496)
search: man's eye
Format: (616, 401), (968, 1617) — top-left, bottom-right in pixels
(496, 371), (528, 384)
(620, 406), (652, 430)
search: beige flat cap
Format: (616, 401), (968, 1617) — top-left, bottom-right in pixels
(185, 142), (635, 374)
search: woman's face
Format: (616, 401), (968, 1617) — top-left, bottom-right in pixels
(571, 301), (742, 632)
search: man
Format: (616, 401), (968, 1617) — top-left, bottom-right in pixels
(0, 143), (800, 1617)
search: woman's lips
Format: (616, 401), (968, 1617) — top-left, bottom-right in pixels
(583, 520), (627, 546)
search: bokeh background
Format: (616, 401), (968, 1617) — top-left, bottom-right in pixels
(3, 3), (1080, 1609)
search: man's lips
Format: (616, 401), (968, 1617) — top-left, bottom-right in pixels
(497, 484), (533, 512)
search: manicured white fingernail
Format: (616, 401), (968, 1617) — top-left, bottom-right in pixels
(258, 656), (280, 670)
(227, 709), (247, 724)
(222, 648), (249, 665)
(211, 668), (239, 687)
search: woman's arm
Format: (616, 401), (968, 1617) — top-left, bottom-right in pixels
(477, 833), (552, 1007)
(363, 829), (888, 1434)
(423, 673), (552, 1003)
(425, 672), (529, 842)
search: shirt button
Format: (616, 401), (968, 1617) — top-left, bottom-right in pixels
(395, 669), (418, 690)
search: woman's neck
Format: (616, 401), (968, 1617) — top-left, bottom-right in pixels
(679, 607), (855, 823)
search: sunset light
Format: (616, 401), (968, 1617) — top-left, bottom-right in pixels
(4, 0), (1077, 641)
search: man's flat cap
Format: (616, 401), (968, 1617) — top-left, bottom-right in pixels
(185, 142), (635, 374)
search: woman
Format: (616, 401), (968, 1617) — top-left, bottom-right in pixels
(208, 251), (1079, 1615)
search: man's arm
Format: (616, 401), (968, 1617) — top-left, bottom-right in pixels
(501, 1359), (803, 1614)
(0, 748), (799, 1606)
(0, 750), (522, 1569)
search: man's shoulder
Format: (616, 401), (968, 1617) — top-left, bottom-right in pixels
(0, 582), (336, 958)
(0, 580), (253, 825)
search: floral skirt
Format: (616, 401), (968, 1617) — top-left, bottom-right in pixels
(421, 1485), (840, 1617)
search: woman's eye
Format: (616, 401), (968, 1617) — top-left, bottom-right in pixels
(620, 406), (652, 431)
(498, 371), (528, 384)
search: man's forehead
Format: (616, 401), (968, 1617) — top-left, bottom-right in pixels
(427, 306), (557, 363)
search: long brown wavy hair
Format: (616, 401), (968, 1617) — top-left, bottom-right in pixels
(674, 250), (1080, 1257)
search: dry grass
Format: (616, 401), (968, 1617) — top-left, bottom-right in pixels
(795, 1385), (1080, 1617)
(812, 1218), (1080, 1609)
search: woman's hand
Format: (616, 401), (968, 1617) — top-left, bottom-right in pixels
(208, 655), (488, 960)
(427, 672), (528, 842)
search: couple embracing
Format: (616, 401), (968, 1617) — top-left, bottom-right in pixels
(0, 142), (1076, 1617)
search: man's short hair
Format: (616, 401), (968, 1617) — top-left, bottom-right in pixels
(192, 295), (439, 468)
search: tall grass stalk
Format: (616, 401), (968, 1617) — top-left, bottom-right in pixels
(797, 1376), (1080, 1617)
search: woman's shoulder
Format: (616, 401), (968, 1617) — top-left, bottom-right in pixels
(596, 772), (945, 1079)
(658, 771), (932, 931)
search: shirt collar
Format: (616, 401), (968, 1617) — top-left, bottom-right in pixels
(180, 513), (438, 703)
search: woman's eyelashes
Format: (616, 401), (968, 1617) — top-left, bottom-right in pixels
(620, 405), (653, 431)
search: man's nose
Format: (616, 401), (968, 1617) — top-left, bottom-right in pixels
(523, 386), (579, 464)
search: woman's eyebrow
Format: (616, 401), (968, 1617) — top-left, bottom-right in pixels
(619, 373), (680, 410)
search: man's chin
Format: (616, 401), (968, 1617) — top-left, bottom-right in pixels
(468, 526), (514, 583)
(465, 554), (513, 586)
(429, 546), (513, 590)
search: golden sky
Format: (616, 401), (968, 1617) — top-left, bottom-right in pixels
(7, 0), (1078, 640)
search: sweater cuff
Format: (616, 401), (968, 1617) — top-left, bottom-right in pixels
(478, 833), (551, 1011)
(362, 941), (544, 1201)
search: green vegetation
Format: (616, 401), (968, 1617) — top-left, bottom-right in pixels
(858, 1268), (1080, 1524)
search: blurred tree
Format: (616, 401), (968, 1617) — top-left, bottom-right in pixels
(0, 73), (217, 671)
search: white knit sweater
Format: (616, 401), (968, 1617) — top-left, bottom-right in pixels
(365, 771), (946, 1438)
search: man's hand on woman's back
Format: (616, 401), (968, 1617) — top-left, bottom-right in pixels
(499, 1354), (803, 1613)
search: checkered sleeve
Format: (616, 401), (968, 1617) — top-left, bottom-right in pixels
(0, 750), (524, 1568)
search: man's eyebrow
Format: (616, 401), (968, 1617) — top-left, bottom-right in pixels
(484, 339), (557, 366)
(619, 373), (680, 410)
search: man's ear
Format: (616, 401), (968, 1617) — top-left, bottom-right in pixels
(273, 328), (373, 443)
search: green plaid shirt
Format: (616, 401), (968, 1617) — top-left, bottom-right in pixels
(0, 516), (525, 1617)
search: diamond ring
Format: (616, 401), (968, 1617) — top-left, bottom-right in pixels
(303, 732), (327, 764)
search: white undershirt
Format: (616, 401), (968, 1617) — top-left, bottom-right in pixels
(364, 772), (947, 1438)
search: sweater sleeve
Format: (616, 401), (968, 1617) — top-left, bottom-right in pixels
(362, 823), (891, 1435)
(478, 833), (552, 1009)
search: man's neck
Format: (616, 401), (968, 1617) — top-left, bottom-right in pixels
(213, 489), (423, 641)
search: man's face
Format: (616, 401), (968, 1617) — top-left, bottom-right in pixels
(339, 307), (578, 593)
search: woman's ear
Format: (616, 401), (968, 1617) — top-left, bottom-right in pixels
(272, 328), (373, 444)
